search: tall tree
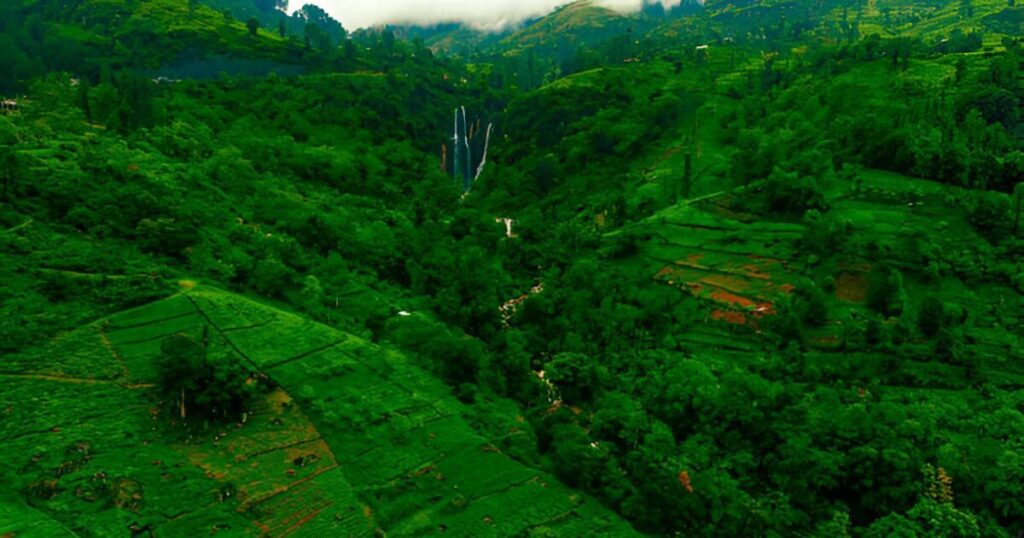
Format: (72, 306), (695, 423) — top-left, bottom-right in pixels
(253, 0), (287, 13)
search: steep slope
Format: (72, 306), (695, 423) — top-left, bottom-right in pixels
(0, 286), (640, 537)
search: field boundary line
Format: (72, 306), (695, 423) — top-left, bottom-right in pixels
(241, 435), (324, 460)
(98, 325), (132, 382)
(221, 319), (277, 333)
(111, 327), (204, 347)
(264, 339), (348, 370)
(184, 295), (262, 373)
(104, 310), (200, 331)
(242, 463), (341, 509)
(0, 372), (138, 387)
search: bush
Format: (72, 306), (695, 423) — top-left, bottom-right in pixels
(867, 268), (906, 318)
(762, 168), (827, 217)
(157, 333), (258, 421)
(965, 191), (1011, 242)
(794, 281), (829, 327)
(934, 327), (967, 364)
(803, 214), (851, 254)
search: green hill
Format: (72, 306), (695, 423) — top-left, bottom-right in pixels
(1, 285), (639, 536)
(1, 0), (1023, 535)
(500, 1), (637, 53)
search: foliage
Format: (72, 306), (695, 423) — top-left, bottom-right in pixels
(1, 0), (1023, 536)
(157, 332), (258, 420)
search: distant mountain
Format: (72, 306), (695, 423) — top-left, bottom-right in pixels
(0, 0), (304, 92)
(387, 23), (512, 56)
(386, 0), (705, 58)
(499, 0), (637, 57)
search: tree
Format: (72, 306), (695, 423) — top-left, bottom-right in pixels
(0, 116), (17, 203)
(253, 0), (288, 12)
(917, 296), (944, 337)
(304, 22), (331, 52)
(959, 0), (974, 18)
(246, 17), (260, 37)
(955, 58), (968, 84)
(77, 78), (92, 123)
(546, 352), (603, 404)
(793, 280), (829, 327)
(1014, 181), (1024, 237)
(157, 333), (258, 420)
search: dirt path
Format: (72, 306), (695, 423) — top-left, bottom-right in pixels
(98, 325), (133, 382)
(3, 219), (33, 233)
(0, 372), (152, 389)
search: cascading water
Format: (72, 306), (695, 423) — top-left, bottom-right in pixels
(448, 106), (493, 193)
(474, 123), (493, 182)
(452, 108), (463, 190)
(461, 107), (473, 191)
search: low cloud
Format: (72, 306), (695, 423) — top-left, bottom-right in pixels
(307, 0), (689, 31)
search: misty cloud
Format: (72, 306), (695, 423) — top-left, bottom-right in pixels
(306, 0), (689, 31)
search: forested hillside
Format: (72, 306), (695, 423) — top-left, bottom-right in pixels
(1, 0), (1022, 536)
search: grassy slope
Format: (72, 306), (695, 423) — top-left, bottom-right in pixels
(0, 285), (639, 537)
(48, 0), (294, 68)
(539, 22), (1023, 385)
(499, 0), (636, 55)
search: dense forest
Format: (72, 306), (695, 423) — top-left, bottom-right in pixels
(1, 0), (1022, 536)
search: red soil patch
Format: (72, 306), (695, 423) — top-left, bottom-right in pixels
(711, 310), (747, 325)
(673, 253), (708, 269)
(710, 290), (756, 308)
(838, 261), (872, 273)
(678, 471), (694, 493)
(659, 145), (683, 162)
(810, 335), (841, 348)
(655, 266), (678, 280)
(835, 272), (868, 303)
(741, 264), (772, 280)
(747, 254), (786, 264)
(710, 291), (776, 315)
(657, 255), (790, 326)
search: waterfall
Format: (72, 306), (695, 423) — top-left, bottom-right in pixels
(452, 108), (461, 189)
(475, 123), (493, 181)
(461, 107), (472, 192)
(448, 106), (494, 193)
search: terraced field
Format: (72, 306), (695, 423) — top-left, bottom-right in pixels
(1, 287), (639, 537)
(630, 169), (1023, 380)
(641, 195), (805, 329)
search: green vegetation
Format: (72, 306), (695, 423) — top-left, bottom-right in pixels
(1, 0), (1022, 536)
(156, 331), (259, 420)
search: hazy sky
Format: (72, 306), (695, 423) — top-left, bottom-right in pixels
(305, 0), (688, 31)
